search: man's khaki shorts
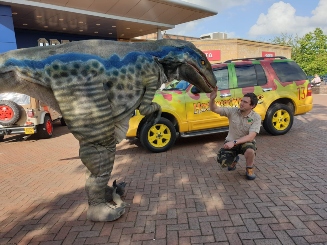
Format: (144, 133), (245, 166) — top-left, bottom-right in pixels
(217, 141), (257, 168)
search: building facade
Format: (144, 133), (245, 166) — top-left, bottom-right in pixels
(0, 2), (291, 61)
(192, 39), (292, 63)
(0, 0), (217, 53)
(136, 33), (292, 61)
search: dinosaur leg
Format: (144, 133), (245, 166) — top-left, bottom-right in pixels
(80, 140), (125, 221)
(52, 82), (126, 222)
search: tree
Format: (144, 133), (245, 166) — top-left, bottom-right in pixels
(292, 28), (327, 76)
(270, 28), (327, 76)
(270, 33), (299, 49)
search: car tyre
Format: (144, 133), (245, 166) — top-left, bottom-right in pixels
(37, 114), (53, 139)
(263, 103), (294, 135)
(140, 118), (176, 153)
(0, 135), (4, 142)
(0, 100), (21, 126)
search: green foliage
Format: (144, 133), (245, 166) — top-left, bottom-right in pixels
(271, 28), (327, 76)
(270, 33), (299, 47)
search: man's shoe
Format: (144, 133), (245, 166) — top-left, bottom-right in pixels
(246, 167), (256, 180)
(228, 155), (239, 171)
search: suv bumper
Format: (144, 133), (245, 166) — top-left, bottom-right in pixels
(0, 126), (37, 135)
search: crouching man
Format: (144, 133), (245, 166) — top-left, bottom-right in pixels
(209, 87), (261, 180)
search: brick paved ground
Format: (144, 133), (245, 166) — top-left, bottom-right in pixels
(0, 95), (327, 245)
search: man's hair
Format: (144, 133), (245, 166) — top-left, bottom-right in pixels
(244, 93), (258, 106)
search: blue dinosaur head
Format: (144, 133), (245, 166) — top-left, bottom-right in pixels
(154, 39), (217, 93)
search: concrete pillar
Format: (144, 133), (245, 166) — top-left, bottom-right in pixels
(157, 28), (163, 40)
(0, 4), (17, 53)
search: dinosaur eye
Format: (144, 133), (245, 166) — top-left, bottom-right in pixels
(201, 60), (205, 65)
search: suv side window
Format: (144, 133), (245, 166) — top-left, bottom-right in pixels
(271, 61), (307, 82)
(235, 64), (267, 88)
(213, 67), (229, 90)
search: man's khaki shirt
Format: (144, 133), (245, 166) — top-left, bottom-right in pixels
(220, 107), (261, 142)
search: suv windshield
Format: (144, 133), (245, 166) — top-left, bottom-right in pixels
(164, 80), (190, 90)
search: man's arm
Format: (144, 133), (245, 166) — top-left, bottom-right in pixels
(234, 132), (257, 145)
(209, 87), (223, 114)
(224, 132), (257, 149)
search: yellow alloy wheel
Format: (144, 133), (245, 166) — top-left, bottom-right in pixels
(140, 117), (177, 153)
(263, 103), (294, 135)
(147, 123), (172, 148)
(272, 109), (291, 130)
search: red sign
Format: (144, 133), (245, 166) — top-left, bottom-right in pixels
(262, 51), (275, 59)
(203, 50), (221, 61)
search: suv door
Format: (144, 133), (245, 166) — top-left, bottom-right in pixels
(185, 65), (235, 131)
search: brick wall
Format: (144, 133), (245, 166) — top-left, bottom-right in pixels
(312, 85), (327, 94)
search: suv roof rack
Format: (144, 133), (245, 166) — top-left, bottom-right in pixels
(224, 56), (288, 63)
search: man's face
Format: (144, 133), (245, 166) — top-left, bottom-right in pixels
(239, 96), (254, 112)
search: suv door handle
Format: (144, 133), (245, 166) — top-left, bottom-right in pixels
(263, 88), (272, 92)
(220, 93), (231, 97)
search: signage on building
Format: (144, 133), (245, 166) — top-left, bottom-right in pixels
(38, 38), (70, 46)
(203, 50), (221, 61)
(262, 51), (275, 58)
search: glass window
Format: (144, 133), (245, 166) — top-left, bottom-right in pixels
(235, 65), (257, 88)
(271, 61), (307, 82)
(175, 80), (190, 90)
(255, 64), (268, 86)
(213, 67), (229, 90)
(235, 64), (267, 88)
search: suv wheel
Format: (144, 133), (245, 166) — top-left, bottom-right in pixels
(263, 104), (294, 135)
(0, 135), (4, 142)
(0, 100), (21, 126)
(140, 118), (176, 153)
(37, 115), (53, 139)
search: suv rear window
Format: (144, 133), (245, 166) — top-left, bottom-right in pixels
(271, 61), (307, 82)
(235, 64), (267, 88)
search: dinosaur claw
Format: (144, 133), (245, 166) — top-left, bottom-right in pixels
(119, 202), (130, 208)
(153, 109), (162, 125)
(145, 108), (162, 126)
(112, 180), (126, 197)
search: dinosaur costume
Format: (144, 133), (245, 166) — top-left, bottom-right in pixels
(0, 39), (217, 221)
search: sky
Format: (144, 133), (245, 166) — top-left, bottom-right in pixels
(167, 0), (326, 42)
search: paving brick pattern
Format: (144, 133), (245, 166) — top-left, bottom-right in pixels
(1, 95), (327, 245)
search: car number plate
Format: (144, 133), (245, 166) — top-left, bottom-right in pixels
(24, 128), (35, 134)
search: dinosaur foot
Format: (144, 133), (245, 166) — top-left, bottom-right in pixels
(87, 203), (125, 222)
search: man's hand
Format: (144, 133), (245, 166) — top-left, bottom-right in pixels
(223, 141), (235, 149)
(210, 86), (218, 100)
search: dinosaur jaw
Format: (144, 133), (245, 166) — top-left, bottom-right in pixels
(178, 63), (216, 93)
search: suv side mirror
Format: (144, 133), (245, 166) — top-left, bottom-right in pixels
(191, 86), (201, 94)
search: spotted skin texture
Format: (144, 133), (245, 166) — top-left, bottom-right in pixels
(0, 39), (217, 222)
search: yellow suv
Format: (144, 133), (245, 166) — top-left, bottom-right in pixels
(126, 56), (313, 152)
